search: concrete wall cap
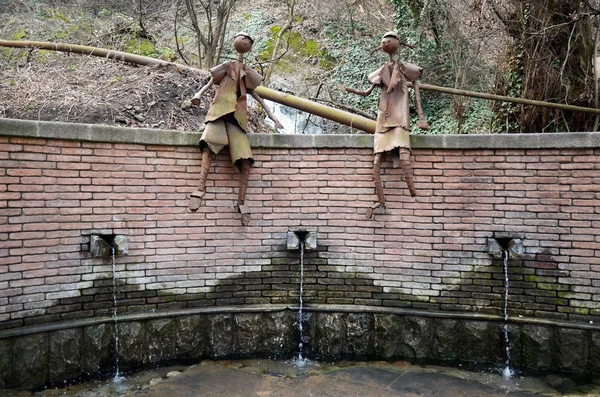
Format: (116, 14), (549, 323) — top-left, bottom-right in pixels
(2, 118), (600, 149)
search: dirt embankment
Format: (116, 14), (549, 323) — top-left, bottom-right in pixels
(0, 52), (272, 132)
(0, 0), (394, 132)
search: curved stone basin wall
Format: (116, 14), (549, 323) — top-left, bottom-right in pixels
(2, 119), (600, 387)
(1, 306), (598, 390)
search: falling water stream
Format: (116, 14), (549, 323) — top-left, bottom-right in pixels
(295, 241), (308, 366)
(112, 247), (125, 382)
(502, 249), (514, 379)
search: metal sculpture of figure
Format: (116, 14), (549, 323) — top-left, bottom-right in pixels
(190, 32), (283, 226)
(339, 31), (429, 219)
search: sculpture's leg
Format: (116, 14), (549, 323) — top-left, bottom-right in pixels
(399, 148), (417, 197)
(237, 159), (251, 226)
(189, 148), (213, 211)
(367, 153), (385, 219)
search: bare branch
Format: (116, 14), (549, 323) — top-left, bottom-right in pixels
(264, 0), (296, 86)
(174, 3), (190, 65)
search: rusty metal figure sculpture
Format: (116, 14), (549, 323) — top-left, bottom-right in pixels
(190, 32), (283, 225)
(339, 31), (429, 219)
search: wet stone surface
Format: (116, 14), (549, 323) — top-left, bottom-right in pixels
(175, 315), (207, 360)
(13, 333), (48, 389)
(311, 312), (345, 360)
(49, 328), (83, 383)
(0, 338), (12, 389)
(399, 316), (432, 360)
(262, 311), (297, 357)
(373, 314), (404, 359)
(4, 360), (599, 397)
(118, 322), (146, 368)
(458, 320), (493, 363)
(3, 311), (600, 390)
(146, 319), (176, 364)
(557, 328), (588, 373)
(495, 322), (513, 365)
(589, 331), (600, 374)
(82, 323), (115, 376)
(344, 313), (374, 359)
(521, 324), (552, 370)
(208, 314), (233, 358)
(234, 313), (263, 355)
(430, 318), (460, 362)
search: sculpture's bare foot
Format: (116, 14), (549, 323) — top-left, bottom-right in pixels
(366, 203), (385, 220)
(237, 203), (251, 226)
(189, 190), (205, 211)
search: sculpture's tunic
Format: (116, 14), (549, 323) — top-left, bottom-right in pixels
(201, 61), (263, 170)
(368, 60), (422, 154)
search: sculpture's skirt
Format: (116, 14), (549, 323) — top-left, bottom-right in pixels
(374, 126), (410, 154)
(200, 118), (253, 172)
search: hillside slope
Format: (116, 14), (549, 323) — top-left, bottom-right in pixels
(0, 0), (429, 134)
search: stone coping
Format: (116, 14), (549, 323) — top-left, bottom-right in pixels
(1, 304), (598, 339)
(1, 118), (600, 149)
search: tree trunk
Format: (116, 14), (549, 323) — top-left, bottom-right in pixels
(263, 0), (295, 86)
(214, 7), (231, 66)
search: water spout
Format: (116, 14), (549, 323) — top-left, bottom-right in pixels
(502, 249), (514, 379)
(488, 235), (522, 379)
(287, 230), (317, 251)
(507, 239), (523, 259)
(111, 247), (125, 382)
(90, 234), (129, 257)
(287, 230), (316, 366)
(488, 236), (523, 260)
(295, 240), (307, 366)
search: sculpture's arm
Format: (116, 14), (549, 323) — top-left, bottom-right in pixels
(250, 90), (284, 131)
(412, 80), (429, 130)
(190, 79), (214, 107)
(338, 83), (376, 97)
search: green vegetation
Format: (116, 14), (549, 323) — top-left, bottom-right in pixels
(326, 25), (381, 117)
(125, 38), (158, 57)
(2, 0), (597, 134)
(259, 25), (333, 70)
(11, 27), (26, 40)
(388, 0), (495, 133)
(38, 8), (71, 23)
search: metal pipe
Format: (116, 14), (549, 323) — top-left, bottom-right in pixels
(3, 39), (600, 119)
(413, 82), (600, 116)
(254, 86), (376, 133)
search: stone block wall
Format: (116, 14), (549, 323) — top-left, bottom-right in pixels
(1, 308), (599, 389)
(1, 119), (600, 330)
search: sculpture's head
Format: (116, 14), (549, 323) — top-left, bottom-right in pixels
(233, 32), (254, 54)
(381, 31), (400, 55)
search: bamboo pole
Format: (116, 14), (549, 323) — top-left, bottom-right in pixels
(412, 82), (600, 116)
(0, 40), (376, 132)
(3, 39), (600, 121)
(0, 40), (202, 74)
(254, 86), (376, 133)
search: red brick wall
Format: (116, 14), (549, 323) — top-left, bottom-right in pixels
(1, 134), (600, 330)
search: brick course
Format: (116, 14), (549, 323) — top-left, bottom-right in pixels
(1, 123), (600, 329)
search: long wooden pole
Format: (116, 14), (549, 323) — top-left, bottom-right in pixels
(254, 86), (376, 133)
(412, 82), (600, 116)
(3, 39), (600, 119)
(0, 39), (201, 73)
(0, 40), (376, 132)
